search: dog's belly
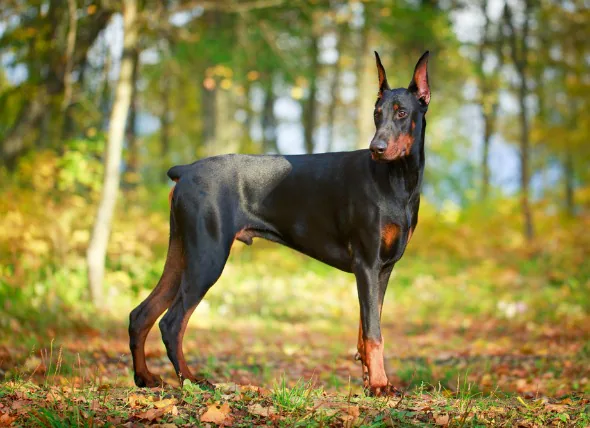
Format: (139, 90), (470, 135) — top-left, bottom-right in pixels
(235, 224), (354, 273)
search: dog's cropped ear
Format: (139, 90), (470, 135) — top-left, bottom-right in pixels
(408, 51), (430, 106)
(374, 51), (390, 98)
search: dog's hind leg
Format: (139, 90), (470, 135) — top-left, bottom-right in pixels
(159, 218), (232, 387)
(129, 212), (183, 387)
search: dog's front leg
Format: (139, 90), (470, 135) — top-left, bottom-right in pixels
(354, 263), (389, 396)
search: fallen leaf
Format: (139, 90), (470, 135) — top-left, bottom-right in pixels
(10, 401), (29, 411)
(46, 391), (62, 402)
(247, 403), (277, 417)
(128, 394), (154, 408)
(201, 402), (230, 424)
(339, 405), (360, 425)
(0, 412), (17, 427)
(545, 403), (568, 412)
(136, 407), (167, 422)
(153, 398), (178, 409)
(435, 414), (450, 426)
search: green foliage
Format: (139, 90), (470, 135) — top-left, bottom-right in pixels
(271, 376), (317, 413)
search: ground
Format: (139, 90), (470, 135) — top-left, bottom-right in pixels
(1, 312), (588, 427)
(1, 225), (589, 427)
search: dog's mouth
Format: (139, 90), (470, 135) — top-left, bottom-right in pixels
(370, 148), (407, 162)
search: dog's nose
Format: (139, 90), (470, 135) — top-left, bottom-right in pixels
(370, 140), (387, 155)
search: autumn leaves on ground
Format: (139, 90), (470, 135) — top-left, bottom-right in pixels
(1, 190), (590, 426)
(1, 306), (589, 426)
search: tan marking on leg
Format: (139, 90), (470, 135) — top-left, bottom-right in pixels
(131, 237), (183, 386)
(365, 338), (388, 393)
(381, 224), (400, 249)
(356, 319), (369, 388)
(175, 306), (197, 382)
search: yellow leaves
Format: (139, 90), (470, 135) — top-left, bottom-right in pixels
(220, 79), (232, 90)
(440, 199), (461, 224)
(127, 393), (154, 408)
(128, 394), (179, 423)
(291, 87), (304, 100)
(200, 402), (231, 425)
(379, 7), (391, 17)
(246, 70), (260, 81)
(153, 398), (178, 409)
(516, 395), (529, 408)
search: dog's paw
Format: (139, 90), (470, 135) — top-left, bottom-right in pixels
(134, 373), (165, 388)
(365, 383), (402, 397)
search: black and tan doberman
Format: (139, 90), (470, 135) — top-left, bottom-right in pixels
(129, 51), (431, 396)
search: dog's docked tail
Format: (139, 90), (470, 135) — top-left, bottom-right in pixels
(167, 164), (191, 206)
(167, 164), (193, 182)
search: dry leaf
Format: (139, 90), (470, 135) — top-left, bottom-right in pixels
(339, 405), (360, 425)
(10, 401), (28, 411)
(201, 402), (230, 424)
(247, 403), (277, 417)
(0, 412), (17, 427)
(153, 398), (178, 409)
(128, 394), (153, 408)
(435, 414), (450, 426)
(345, 405), (360, 418)
(545, 403), (568, 412)
(136, 407), (167, 422)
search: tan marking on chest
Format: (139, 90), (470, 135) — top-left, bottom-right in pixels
(168, 178), (179, 207)
(407, 228), (414, 245)
(381, 224), (400, 249)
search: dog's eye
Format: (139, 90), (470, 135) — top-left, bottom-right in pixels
(396, 110), (407, 119)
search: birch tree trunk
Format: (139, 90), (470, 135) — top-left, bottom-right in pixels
(87, 0), (138, 306)
(356, 7), (375, 150)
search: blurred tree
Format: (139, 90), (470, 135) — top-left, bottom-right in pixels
(502, 0), (535, 241)
(0, 1), (113, 168)
(474, 0), (502, 200)
(326, 21), (347, 152)
(303, 10), (321, 154)
(87, 0), (139, 306)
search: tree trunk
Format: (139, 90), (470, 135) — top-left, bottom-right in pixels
(504, 0), (534, 242)
(517, 79), (534, 241)
(160, 69), (171, 181)
(262, 80), (278, 153)
(326, 24), (346, 152)
(564, 150), (574, 217)
(201, 83), (216, 154)
(355, 7), (374, 149)
(303, 31), (319, 154)
(481, 116), (492, 199)
(1, 91), (48, 169)
(87, 0), (138, 306)
(126, 47), (140, 186)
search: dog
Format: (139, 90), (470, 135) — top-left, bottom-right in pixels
(129, 51), (430, 396)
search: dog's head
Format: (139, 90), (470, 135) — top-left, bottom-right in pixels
(369, 51), (430, 162)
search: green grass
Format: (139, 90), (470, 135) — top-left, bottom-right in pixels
(2, 370), (589, 427)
